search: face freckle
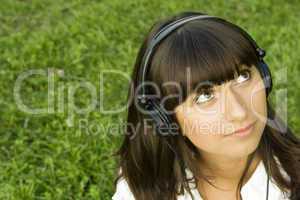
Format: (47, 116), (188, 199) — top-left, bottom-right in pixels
(174, 65), (268, 158)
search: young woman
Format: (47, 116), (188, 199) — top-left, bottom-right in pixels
(112, 11), (300, 200)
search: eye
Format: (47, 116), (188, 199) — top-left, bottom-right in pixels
(194, 88), (215, 104)
(235, 69), (252, 84)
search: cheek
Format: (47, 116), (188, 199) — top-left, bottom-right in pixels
(247, 82), (268, 143)
(175, 107), (224, 152)
(247, 76), (268, 125)
(186, 131), (222, 153)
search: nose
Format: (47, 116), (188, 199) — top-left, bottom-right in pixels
(221, 86), (247, 122)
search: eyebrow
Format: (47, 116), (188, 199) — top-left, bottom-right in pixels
(193, 81), (216, 94)
(235, 64), (253, 76)
(193, 65), (253, 93)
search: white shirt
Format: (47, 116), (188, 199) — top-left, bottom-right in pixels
(112, 157), (291, 200)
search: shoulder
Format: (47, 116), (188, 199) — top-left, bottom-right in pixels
(112, 177), (135, 200)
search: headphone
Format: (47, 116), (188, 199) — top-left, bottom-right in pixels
(136, 14), (271, 199)
(137, 14), (273, 137)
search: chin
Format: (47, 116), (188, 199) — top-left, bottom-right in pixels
(226, 142), (260, 159)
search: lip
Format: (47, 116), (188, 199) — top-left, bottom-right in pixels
(226, 121), (256, 137)
(234, 122), (255, 134)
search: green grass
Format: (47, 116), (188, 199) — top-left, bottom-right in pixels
(0, 0), (299, 199)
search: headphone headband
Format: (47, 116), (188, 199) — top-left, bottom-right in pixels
(137, 14), (266, 105)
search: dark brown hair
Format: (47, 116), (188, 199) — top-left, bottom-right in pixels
(113, 11), (300, 200)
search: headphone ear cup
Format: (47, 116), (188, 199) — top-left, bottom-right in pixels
(258, 61), (273, 97)
(143, 98), (176, 136)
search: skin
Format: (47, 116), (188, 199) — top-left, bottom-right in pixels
(174, 65), (268, 199)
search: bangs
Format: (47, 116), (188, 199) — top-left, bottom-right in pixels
(149, 19), (260, 100)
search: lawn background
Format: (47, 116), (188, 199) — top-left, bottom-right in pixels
(0, 0), (299, 199)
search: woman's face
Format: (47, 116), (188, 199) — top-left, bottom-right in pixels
(174, 65), (268, 159)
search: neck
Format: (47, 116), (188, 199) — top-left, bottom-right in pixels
(198, 150), (262, 190)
